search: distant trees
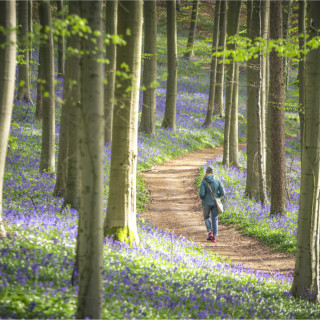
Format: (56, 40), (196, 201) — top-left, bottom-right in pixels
(104, 0), (143, 243)
(184, 0), (199, 60)
(76, 1), (104, 318)
(290, 0), (320, 301)
(139, 0), (157, 136)
(0, 0), (16, 238)
(162, 0), (177, 130)
(39, 0), (55, 173)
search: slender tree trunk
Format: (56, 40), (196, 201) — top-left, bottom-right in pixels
(35, 49), (42, 121)
(213, 0), (227, 117)
(65, 1), (81, 210)
(245, 0), (263, 200)
(39, 0), (55, 173)
(229, 61), (239, 167)
(139, 0), (157, 135)
(104, 0), (143, 243)
(223, 0), (241, 166)
(104, 0), (118, 144)
(290, 0), (320, 301)
(0, 0), (16, 238)
(17, 1), (33, 104)
(56, 0), (64, 76)
(269, 0), (286, 215)
(28, 0), (33, 86)
(204, 0), (220, 126)
(184, 0), (199, 59)
(76, 1), (104, 319)
(298, 0), (306, 151)
(162, 0), (177, 130)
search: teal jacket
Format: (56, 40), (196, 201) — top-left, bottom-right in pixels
(199, 174), (225, 206)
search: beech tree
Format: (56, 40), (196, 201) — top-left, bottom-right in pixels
(76, 1), (104, 318)
(290, 0), (320, 301)
(270, 0), (286, 215)
(104, 0), (118, 143)
(16, 1), (33, 103)
(298, 0), (306, 147)
(183, 0), (199, 60)
(204, 0), (220, 126)
(56, 0), (65, 76)
(104, 0), (143, 243)
(223, 0), (242, 166)
(212, 0), (227, 117)
(64, 1), (81, 209)
(162, 0), (177, 130)
(39, 0), (55, 173)
(0, 0), (16, 238)
(139, 0), (157, 136)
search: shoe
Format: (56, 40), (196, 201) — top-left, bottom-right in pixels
(207, 232), (213, 240)
(212, 236), (216, 243)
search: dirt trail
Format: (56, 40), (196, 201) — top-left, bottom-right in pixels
(141, 144), (295, 275)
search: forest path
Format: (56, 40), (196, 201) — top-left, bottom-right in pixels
(140, 144), (295, 276)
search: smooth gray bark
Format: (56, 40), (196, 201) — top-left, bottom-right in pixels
(17, 1), (33, 104)
(184, 0), (199, 59)
(290, 0), (320, 300)
(104, 0), (118, 144)
(298, 0), (305, 149)
(245, 0), (262, 200)
(204, 0), (220, 126)
(270, 0), (286, 215)
(283, 0), (292, 89)
(104, 0), (143, 243)
(212, 0), (227, 117)
(162, 0), (177, 131)
(76, 1), (104, 318)
(39, 0), (55, 173)
(139, 0), (157, 136)
(56, 0), (64, 76)
(223, 0), (241, 166)
(65, 1), (81, 210)
(35, 49), (42, 121)
(0, 0), (16, 238)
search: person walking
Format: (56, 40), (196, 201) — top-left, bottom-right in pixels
(199, 165), (225, 243)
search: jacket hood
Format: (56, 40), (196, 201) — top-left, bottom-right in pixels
(205, 174), (215, 183)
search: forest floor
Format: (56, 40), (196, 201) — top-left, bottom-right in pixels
(141, 143), (295, 276)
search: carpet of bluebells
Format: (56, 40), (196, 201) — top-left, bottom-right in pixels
(2, 20), (320, 320)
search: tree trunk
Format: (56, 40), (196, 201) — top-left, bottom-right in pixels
(76, 1), (104, 319)
(283, 0), (292, 89)
(298, 0), (305, 151)
(39, 0), (55, 173)
(0, 0), (16, 238)
(35, 48), (42, 121)
(290, 0), (320, 301)
(270, 0), (286, 215)
(162, 0), (177, 130)
(28, 0), (33, 86)
(56, 0), (64, 76)
(104, 0), (118, 144)
(203, 0), (220, 126)
(229, 61), (239, 167)
(139, 0), (157, 136)
(213, 0), (227, 117)
(17, 0), (33, 104)
(104, 0), (143, 243)
(65, 1), (81, 210)
(223, 0), (241, 166)
(184, 0), (199, 59)
(245, 0), (263, 200)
